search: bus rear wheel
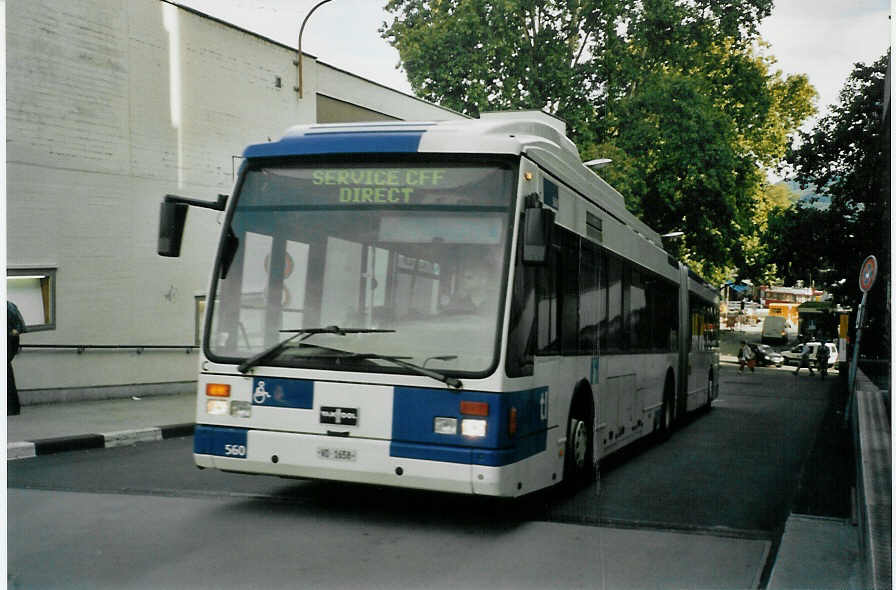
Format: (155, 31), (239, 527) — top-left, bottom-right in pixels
(659, 374), (675, 440)
(704, 370), (715, 411)
(563, 403), (594, 489)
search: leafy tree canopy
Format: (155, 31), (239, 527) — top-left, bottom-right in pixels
(382, 0), (778, 142)
(586, 72), (755, 272)
(781, 51), (889, 324)
(382, 0), (815, 282)
(734, 181), (795, 286)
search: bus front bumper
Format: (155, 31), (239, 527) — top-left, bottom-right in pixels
(194, 425), (522, 497)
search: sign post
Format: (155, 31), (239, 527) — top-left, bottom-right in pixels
(845, 255), (877, 425)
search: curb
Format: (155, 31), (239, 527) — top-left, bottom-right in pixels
(7, 423), (195, 460)
(766, 513), (859, 590)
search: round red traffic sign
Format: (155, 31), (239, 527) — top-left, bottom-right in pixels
(859, 255), (878, 292)
(264, 252), (295, 279)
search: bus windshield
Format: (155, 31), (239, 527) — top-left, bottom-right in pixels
(206, 161), (515, 376)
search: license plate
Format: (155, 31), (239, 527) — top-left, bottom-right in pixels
(316, 447), (356, 461)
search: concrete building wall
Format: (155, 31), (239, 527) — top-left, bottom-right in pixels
(6, 0), (462, 401)
(317, 95), (399, 123)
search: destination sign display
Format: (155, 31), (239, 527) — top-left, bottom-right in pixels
(238, 164), (511, 209)
(312, 168), (446, 204)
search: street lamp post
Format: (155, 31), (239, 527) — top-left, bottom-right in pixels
(295, 0), (336, 99)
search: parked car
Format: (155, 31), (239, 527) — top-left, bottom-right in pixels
(780, 342), (839, 368)
(748, 343), (784, 367)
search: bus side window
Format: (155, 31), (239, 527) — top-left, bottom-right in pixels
(649, 279), (678, 352)
(579, 240), (599, 355)
(688, 294), (715, 352)
(629, 269), (647, 350)
(536, 231), (559, 354)
(706, 306), (719, 349)
(598, 252), (608, 350)
(605, 256), (623, 351)
(559, 228), (579, 354)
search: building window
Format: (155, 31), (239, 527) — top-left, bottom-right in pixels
(7, 268), (56, 331)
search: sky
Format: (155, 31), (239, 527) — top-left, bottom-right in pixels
(175, 0), (891, 126)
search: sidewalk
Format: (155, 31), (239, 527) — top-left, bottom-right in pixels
(767, 514), (860, 589)
(7, 391), (195, 460)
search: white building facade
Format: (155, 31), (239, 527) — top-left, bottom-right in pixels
(6, 0), (462, 402)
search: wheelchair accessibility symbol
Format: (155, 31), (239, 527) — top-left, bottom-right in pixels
(253, 381), (271, 404)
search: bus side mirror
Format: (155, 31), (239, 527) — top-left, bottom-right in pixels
(522, 206), (554, 265)
(158, 193), (228, 257)
(158, 200), (188, 257)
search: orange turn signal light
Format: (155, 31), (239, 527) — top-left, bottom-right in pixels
(206, 383), (231, 398)
(508, 406), (518, 436)
(460, 400), (489, 417)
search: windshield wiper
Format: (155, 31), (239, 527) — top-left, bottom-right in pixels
(243, 339), (463, 390)
(238, 326), (461, 389)
(308, 347), (462, 390)
(350, 352), (462, 390)
(237, 325), (395, 373)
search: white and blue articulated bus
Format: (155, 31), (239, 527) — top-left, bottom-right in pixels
(158, 111), (719, 497)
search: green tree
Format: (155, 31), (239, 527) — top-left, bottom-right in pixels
(382, 0), (815, 280)
(786, 52), (890, 291)
(381, 0), (775, 145)
(586, 46), (813, 282)
(381, 0), (615, 147)
(737, 182), (797, 285)
(783, 51), (890, 355)
(586, 72), (756, 274)
(763, 201), (834, 286)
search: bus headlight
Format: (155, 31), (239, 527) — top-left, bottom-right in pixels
(230, 401), (251, 418)
(434, 417), (458, 435)
(206, 399), (229, 415)
(461, 418), (487, 438)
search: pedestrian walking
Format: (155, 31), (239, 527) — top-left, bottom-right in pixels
(793, 343), (814, 377)
(738, 340), (755, 373)
(816, 340), (830, 379)
(8, 300), (26, 415)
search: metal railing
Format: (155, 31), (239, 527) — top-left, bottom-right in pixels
(851, 367), (892, 590)
(20, 344), (198, 354)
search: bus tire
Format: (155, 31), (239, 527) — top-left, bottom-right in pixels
(704, 369), (714, 411)
(563, 394), (594, 490)
(659, 371), (675, 440)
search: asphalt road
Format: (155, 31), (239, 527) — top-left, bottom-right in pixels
(8, 364), (837, 589)
(555, 364), (835, 533)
